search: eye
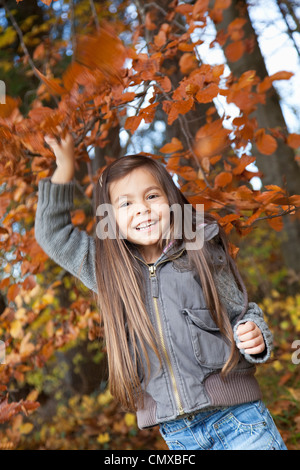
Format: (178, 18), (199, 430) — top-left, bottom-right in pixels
(120, 201), (130, 208)
(147, 193), (159, 200)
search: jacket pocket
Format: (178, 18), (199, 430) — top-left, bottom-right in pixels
(182, 308), (231, 368)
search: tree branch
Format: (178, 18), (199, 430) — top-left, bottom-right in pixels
(2, 0), (59, 106)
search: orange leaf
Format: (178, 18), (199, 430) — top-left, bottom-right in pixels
(165, 98), (194, 125)
(194, 120), (229, 158)
(214, 171), (232, 188)
(269, 71), (294, 82)
(71, 210), (86, 226)
(124, 115), (143, 133)
(7, 284), (20, 303)
(232, 155), (256, 175)
(125, 103), (158, 133)
(34, 68), (66, 95)
(214, 0), (231, 9)
(257, 71), (294, 93)
(179, 53), (198, 75)
(166, 156), (180, 173)
(160, 138), (183, 154)
(0, 96), (20, 119)
(177, 166), (197, 181)
(145, 11), (157, 31)
(267, 216), (283, 232)
(225, 40), (245, 62)
(196, 83), (219, 103)
(255, 129), (278, 155)
(75, 28), (126, 84)
(287, 133), (300, 149)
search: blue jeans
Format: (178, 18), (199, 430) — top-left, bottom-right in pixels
(159, 401), (287, 450)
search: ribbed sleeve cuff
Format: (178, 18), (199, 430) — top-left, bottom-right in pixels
(233, 315), (273, 364)
(38, 177), (75, 210)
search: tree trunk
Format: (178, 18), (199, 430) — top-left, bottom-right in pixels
(215, 0), (300, 280)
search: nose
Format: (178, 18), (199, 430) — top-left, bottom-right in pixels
(135, 203), (150, 216)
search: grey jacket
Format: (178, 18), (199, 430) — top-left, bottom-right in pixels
(35, 178), (273, 429)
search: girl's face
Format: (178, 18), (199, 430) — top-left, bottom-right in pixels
(109, 167), (170, 263)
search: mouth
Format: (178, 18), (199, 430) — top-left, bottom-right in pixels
(135, 220), (158, 231)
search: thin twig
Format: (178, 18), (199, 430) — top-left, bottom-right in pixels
(89, 0), (100, 32)
(144, 2), (187, 32)
(2, 0), (59, 106)
(242, 205), (300, 228)
(69, 0), (77, 59)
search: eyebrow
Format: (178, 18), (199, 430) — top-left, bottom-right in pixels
(114, 185), (162, 204)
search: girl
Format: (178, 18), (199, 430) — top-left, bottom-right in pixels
(35, 132), (287, 450)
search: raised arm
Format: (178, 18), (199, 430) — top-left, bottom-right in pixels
(35, 131), (98, 293)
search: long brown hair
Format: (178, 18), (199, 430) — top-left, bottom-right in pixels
(94, 155), (248, 411)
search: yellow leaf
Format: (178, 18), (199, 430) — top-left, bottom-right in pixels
(19, 332), (35, 357)
(0, 26), (17, 48)
(97, 432), (110, 444)
(97, 389), (113, 406)
(272, 360), (283, 372)
(26, 389), (39, 402)
(15, 308), (27, 320)
(124, 412), (136, 427)
(20, 422), (34, 435)
(10, 320), (23, 339)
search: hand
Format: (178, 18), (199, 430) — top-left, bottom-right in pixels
(45, 127), (75, 183)
(236, 321), (266, 355)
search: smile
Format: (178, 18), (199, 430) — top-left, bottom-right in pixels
(135, 220), (158, 231)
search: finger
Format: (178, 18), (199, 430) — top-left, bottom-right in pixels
(242, 343), (266, 355)
(237, 335), (264, 350)
(238, 328), (260, 343)
(236, 321), (255, 336)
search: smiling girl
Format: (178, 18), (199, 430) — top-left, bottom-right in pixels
(35, 132), (287, 450)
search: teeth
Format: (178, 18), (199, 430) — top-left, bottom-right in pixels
(136, 221), (156, 230)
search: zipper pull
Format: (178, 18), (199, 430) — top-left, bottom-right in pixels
(149, 265), (159, 298)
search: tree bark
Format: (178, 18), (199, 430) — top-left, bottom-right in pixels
(215, 0), (300, 280)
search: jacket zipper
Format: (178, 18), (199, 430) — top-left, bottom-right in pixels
(148, 259), (185, 416)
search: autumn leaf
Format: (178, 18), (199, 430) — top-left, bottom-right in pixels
(225, 40), (245, 62)
(0, 96), (20, 119)
(34, 68), (66, 96)
(257, 71), (294, 93)
(71, 210), (86, 226)
(255, 129), (278, 155)
(160, 138), (183, 154)
(124, 103), (158, 133)
(179, 53), (198, 75)
(287, 133), (300, 149)
(267, 215), (283, 232)
(194, 120), (230, 158)
(196, 83), (219, 103)
(163, 97), (194, 125)
(75, 28), (127, 84)
(214, 171), (233, 188)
